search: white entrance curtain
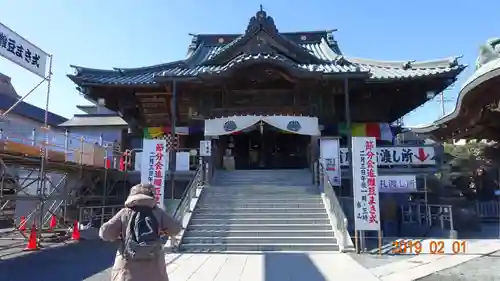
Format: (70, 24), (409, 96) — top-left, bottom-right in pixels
(204, 115), (320, 136)
(204, 115), (262, 136)
(263, 115), (320, 136)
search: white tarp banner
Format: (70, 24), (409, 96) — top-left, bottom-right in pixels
(0, 22), (48, 78)
(379, 175), (417, 193)
(352, 137), (381, 231)
(319, 138), (341, 186)
(262, 115), (320, 136)
(140, 139), (166, 210)
(204, 115), (320, 136)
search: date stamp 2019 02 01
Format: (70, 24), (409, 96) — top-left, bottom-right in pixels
(391, 239), (467, 255)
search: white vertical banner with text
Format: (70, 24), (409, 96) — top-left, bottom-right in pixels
(319, 138), (341, 186)
(140, 139), (166, 210)
(352, 137), (381, 231)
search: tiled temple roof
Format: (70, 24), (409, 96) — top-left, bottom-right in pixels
(68, 10), (465, 86)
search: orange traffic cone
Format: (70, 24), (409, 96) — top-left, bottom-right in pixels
(48, 215), (57, 231)
(23, 224), (39, 251)
(71, 220), (81, 241)
(19, 216), (27, 232)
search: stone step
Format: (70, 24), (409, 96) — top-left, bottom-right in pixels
(199, 194), (321, 200)
(202, 192), (320, 197)
(215, 179), (312, 182)
(184, 230), (335, 238)
(182, 236), (337, 244)
(197, 202), (324, 208)
(190, 218), (330, 225)
(192, 212), (328, 219)
(187, 224), (333, 231)
(199, 197), (322, 204)
(179, 243), (340, 252)
(208, 184), (316, 188)
(203, 188), (320, 194)
(195, 207), (326, 213)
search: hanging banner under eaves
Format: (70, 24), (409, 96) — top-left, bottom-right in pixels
(0, 22), (48, 78)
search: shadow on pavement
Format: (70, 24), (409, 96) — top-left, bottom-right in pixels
(0, 240), (117, 281)
(264, 252), (326, 281)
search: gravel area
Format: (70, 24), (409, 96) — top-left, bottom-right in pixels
(417, 250), (500, 281)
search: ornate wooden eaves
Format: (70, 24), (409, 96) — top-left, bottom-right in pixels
(197, 54), (323, 80)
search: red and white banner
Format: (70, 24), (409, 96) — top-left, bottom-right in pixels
(352, 137), (380, 231)
(140, 139), (166, 210)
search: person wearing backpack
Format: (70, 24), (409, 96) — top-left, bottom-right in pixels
(99, 183), (182, 281)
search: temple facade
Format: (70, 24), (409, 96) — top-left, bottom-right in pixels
(68, 9), (464, 176)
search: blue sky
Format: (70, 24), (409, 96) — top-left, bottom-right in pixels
(0, 0), (498, 126)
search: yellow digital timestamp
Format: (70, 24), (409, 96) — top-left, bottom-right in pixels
(391, 239), (467, 255)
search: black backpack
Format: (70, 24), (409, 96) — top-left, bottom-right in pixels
(122, 206), (163, 261)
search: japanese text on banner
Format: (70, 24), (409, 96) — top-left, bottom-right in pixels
(0, 23), (48, 78)
(339, 146), (435, 166)
(152, 143), (164, 204)
(140, 139), (166, 210)
(352, 137), (380, 231)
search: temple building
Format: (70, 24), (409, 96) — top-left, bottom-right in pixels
(68, 9), (465, 177)
(412, 38), (500, 141)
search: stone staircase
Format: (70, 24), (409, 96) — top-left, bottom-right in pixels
(180, 169), (339, 252)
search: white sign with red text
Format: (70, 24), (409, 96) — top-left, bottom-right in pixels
(339, 146), (435, 166)
(140, 139), (166, 210)
(320, 138), (341, 186)
(352, 137), (381, 231)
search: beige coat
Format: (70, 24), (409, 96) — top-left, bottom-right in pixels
(99, 193), (181, 281)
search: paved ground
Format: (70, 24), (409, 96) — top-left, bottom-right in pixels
(0, 239), (117, 281)
(162, 252), (379, 281)
(1, 238), (500, 281)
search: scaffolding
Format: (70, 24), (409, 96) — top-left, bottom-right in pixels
(0, 120), (132, 244)
(0, 57), (131, 247)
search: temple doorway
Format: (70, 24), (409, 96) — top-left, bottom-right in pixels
(227, 123), (310, 169)
(205, 115), (319, 170)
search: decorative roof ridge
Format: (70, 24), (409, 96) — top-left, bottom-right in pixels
(69, 65), (120, 75)
(184, 42), (210, 67)
(318, 38), (341, 62)
(194, 30), (332, 38)
(346, 56), (464, 69)
(70, 60), (187, 76)
(203, 9), (323, 65)
(113, 60), (185, 73)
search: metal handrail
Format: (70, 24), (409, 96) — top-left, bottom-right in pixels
(167, 165), (203, 250)
(172, 166), (202, 221)
(78, 204), (123, 227)
(318, 161), (349, 251)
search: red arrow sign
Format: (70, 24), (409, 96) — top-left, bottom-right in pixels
(415, 148), (430, 162)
